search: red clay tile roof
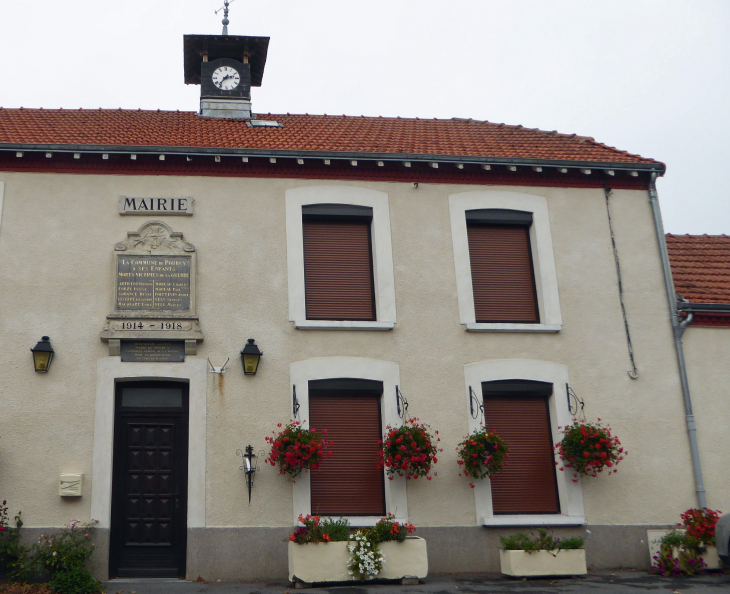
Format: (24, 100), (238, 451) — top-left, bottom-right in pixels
(0, 108), (660, 165)
(666, 234), (730, 304)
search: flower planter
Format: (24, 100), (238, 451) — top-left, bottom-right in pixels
(702, 545), (722, 570)
(288, 537), (428, 585)
(499, 549), (587, 577)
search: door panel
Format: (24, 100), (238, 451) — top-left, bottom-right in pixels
(110, 382), (189, 578)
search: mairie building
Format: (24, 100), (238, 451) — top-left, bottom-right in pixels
(0, 25), (728, 581)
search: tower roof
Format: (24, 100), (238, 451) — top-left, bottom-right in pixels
(183, 35), (269, 86)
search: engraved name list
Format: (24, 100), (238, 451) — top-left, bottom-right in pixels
(117, 256), (191, 310)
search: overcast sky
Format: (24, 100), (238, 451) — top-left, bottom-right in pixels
(1, 0), (728, 235)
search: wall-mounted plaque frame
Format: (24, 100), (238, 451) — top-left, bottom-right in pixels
(100, 221), (204, 355)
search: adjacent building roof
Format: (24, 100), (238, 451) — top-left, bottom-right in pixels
(666, 234), (730, 304)
(0, 108), (662, 168)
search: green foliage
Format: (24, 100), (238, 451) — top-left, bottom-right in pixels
(499, 528), (584, 552)
(554, 419), (624, 478)
(49, 568), (103, 594)
(379, 418), (440, 480)
(34, 520), (97, 577)
(367, 513), (415, 544)
(456, 427), (509, 482)
(289, 515), (351, 544)
(559, 537), (585, 550)
(320, 517), (350, 542)
(0, 503), (33, 583)
(652, 529), (705, 576)
(347, 531), (383, 581)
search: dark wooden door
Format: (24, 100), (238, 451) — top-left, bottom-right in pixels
(110, 382), (189, 578)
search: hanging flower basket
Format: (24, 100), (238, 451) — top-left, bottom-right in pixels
(554, 418), (625, 480)
(456, 427), (508, 485)
(378, 418), (441, 480)
(265, 421), (332, 479)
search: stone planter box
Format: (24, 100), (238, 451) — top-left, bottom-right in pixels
(288, 537), (428, 585)
(499, 549), (587, 577)
(701, 545), (722, 570)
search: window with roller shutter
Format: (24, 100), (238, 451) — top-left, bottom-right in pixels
(482, 379), (560, 515)
(466, 209), (539, 323)
(302, 204), (376, 321)
(308, 378), (385, 516)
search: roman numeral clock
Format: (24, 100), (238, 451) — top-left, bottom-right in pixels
(201, 58), (251, 98)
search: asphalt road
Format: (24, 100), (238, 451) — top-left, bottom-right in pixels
(105, 570), (730, 594)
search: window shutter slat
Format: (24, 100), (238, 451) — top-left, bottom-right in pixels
(309, 394), (385, 516)
(483, 395), (560, 514)
(303, 221), (376, 320)
(467, 225), (539, 322)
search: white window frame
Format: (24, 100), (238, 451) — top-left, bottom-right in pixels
(463, 359), (584, 526)
(449, 190), (562, 332)
(286, 186), (396, 330)
(91, 358), (208, 529)
(289, 357), (407, 526)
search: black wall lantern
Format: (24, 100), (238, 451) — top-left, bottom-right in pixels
(240, 338), (263, 375)
(237, 445), (260, 503)
(31, 336), (55, 373)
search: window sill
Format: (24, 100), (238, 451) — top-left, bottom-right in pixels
(466, 323), (561, 333)
(295, 320), (395, 331)
(303, 516), (407, 528)
(481, 515), (586, 527)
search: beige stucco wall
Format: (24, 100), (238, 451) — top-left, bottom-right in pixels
(0, 171), (699, 532)
(682, 326), (730, 513)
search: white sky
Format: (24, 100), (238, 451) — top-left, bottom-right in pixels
(1, 0), (728, 235)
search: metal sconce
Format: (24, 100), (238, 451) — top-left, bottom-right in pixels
(31, 336), (55, 373)
(237, 445), (261, 503)
(240, 339), (263, 375)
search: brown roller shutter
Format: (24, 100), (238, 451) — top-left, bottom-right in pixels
(483, 395), (560, 514)
(467, 224), (539, 323)
(303, 220), (375, 321)
(309, 392), (385, 515)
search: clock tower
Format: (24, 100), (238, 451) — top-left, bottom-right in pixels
(183, 33), (269, 119)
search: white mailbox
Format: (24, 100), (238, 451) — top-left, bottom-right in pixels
(59, 474), (83, 497)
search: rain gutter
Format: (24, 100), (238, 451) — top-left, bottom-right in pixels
(0, 142), (666, 174)
(648, 172), (707, 508)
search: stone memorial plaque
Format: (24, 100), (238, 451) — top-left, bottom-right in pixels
(101, 221), (204, 356)
(117, 256), (191, 311)
(121, 341), (185, 362)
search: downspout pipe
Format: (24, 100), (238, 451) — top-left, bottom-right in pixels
(648, 173), (707, 508)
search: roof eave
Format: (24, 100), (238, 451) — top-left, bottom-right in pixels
(0, 143), (666, 174)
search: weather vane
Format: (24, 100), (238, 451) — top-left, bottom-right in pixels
(215, 0), (236, 35)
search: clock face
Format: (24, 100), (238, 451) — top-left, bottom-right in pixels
(212, 66), (241, 90)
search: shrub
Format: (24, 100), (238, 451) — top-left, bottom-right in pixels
(680, 508), (721, 546)
(347, 515), (416, 582)
(379, 418), (441, 480)
(368, 513), (415, 544)
(0, 502), (32, 582)
(456, 426), (508, 485)
(652, 529), (705, 576)
(347, 531), (384, 581)
(554, 418), (625, 480)
(34, 519), (98, 577)
(265, 421), (332, 479)
(289, 514), (349, 544)
(500, 528), (584, 552)
(49, 568), (103, 594)
(321, 517), (350, 543)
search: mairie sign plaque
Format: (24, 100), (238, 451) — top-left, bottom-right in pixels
(117, 256), (191, 310)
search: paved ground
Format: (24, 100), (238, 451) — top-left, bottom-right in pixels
(105, 570), (730, 594)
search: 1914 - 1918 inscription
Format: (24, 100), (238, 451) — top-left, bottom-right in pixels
(121, 341), (185, 362)
(117, 256), (190, 310)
